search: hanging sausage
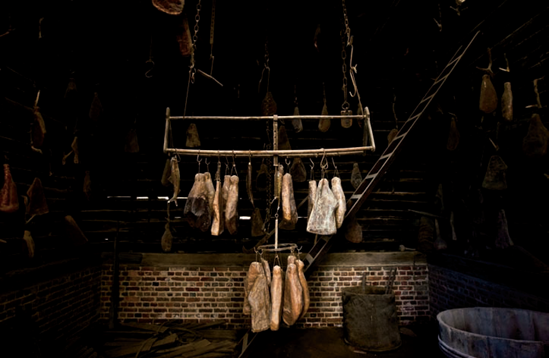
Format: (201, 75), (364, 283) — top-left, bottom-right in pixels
(246, 161), (255, 207)
(167, 157), (181, 206)
(307, 178), (338, 235)
(279, 173), (298, 230)
(501, 82), (513, 121)
(211, 178), (225, 236)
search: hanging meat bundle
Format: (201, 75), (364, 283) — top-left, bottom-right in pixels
(482, 155), (508, 190)
(501, 82), (513, 121)
(522, 113), (548, 158)
(307, 178), (338, 235)
(161, 222), (173, 252)
(279, 173), (298, 230)
(184, 173), (211, 232)
(0, 164), (19, 213)
(282, 258), (303, 326)
(248, 261), (271, 333)
(224, 175), (239, 235)
(479, 74), (498, 114)
(26, 177), (49, 216)
(246, 161), (255, 207)
(350, 163), (362, 190)
(331, 176), (346, 229)
(167, 157), (180, 205)
(289, 158), (307, 183)
(211, 178), (225, 236)
(270, 264), (284, 331)
(307, 180), (317, 220)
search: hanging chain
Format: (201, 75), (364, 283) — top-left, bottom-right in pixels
(342, 0), (351, 45)
(341, 30), (349, 110)
(258, 41), (271, 93)
(189, 0), (202, 83)
(209, 0), (216, 75)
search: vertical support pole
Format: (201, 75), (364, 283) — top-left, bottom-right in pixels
(272, 115), (279, 250)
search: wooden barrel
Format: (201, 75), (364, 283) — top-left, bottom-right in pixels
(437, 307), (549, 358)
(342, 286), (401, 352)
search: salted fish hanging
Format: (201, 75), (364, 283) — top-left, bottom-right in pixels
(350, 163), (362, 190)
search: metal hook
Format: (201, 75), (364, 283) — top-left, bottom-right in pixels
(197, 151), (202, 173)
(331, 157), (340, 177)
(204, 157), (210, 173)
(309, 158), (315, 170)
(285, 157), (291, 171)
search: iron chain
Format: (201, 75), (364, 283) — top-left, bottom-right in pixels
(341, 30), (349, 110)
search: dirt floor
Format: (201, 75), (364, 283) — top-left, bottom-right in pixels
(239, 323), (444, 358)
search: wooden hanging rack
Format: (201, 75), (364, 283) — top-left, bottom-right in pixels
(163, 107), (377, 157)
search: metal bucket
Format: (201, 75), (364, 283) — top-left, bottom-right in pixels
(437, 307), (549, 358)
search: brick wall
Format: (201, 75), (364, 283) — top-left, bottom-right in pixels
(429, 264), (549, 318)
(0, 264), (102, 352)
(100, 252), (429, 328)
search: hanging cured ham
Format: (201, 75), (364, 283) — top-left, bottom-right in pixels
(251, 208), (264, 237)
(177, 14), (193, 57)
(244, 262), (261, 316)
(161, 222), (173, 252)
(292, 105), (303, 133)
(282, 261), (302, 326)
(211, 179), (225, 236)
(152, 0), (184, 15)
(167, 157), (180, 205)
(289, 158), (307, 183)
(261, 257), (271, 288)
(224, 175), (239, 235)
(222, 175), (231, 231)
(479, 74), (498, 114)
(246, 162), (254, 207)
(184, 173), (211, 232)
(204, 172), (215, 218)
(186, 123), (201, 148)
(350, 163), (362, 190)
(522, 113), (548, 158)
(296, 259), (309, 319)
(249, 263), (271, 333)
(270, 265), (284, 331)
(307, 178), (338, 235)
(0, 164), (19, 213)
(331, 177), (346, 229)
(279, 173), (298, 230)
(501, 82), (513, 121)
(482, 155), (508, 190)
(26, 177), (49, 216)
(307, 180), (317, 220)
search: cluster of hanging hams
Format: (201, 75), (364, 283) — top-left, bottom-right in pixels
(245, 254), (309, 332)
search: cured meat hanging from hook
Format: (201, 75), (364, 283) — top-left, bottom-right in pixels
(0, 163), (19, 213)
(184, 173), (211, 232)
(249, 263), (271, 333)
(296, 259), (309, 319)
(244, 261), (261, 316)
(62, 137), (80, 165)
(479, 74), (498, 114)
(256, 162), (268, 192)
(482, 155), (508, 190)
(124, 126), (139, 153)
(204, 172), (215, 218)
(161, 158), (172, 187)
(186, 123), (201, 148)
(331, 176), (346, 229)
(307, 178), (338, 235)
(350, 163), (362, 190)
(447, 116), (460, 151)
(289, 158), (307, 183)
(270, 264), (284, 331)
(274, 165), (284, 204)
(167, 157), (181, 205)
(222, 174), (231, 231)
(246, 161), (254, 207)
(318, 100), (330, 132)
(292, 104), (303, 133)
(279, 173), (298, 230)
(501, 82), (513, 121)
(161, 222), (173, 252)
(23, 230), (35, 259)
(261, 91), (277, 117)
(261, 257), (271, 287)
(26, 177), (49, 216)
(211, 179), (225, 236)
(177, 14), (193, 57)
(278, 126), (291, 150)
(225, 175), (239, 235)
(32, 106), (46, 151)
(344, 214), (363, 243)
(152, 0), (184, 15)
(251, 207), (264, 237)
(522, 113), (548, 158)
(307, 180), (317, 220)
(282, 260), (302, 326)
